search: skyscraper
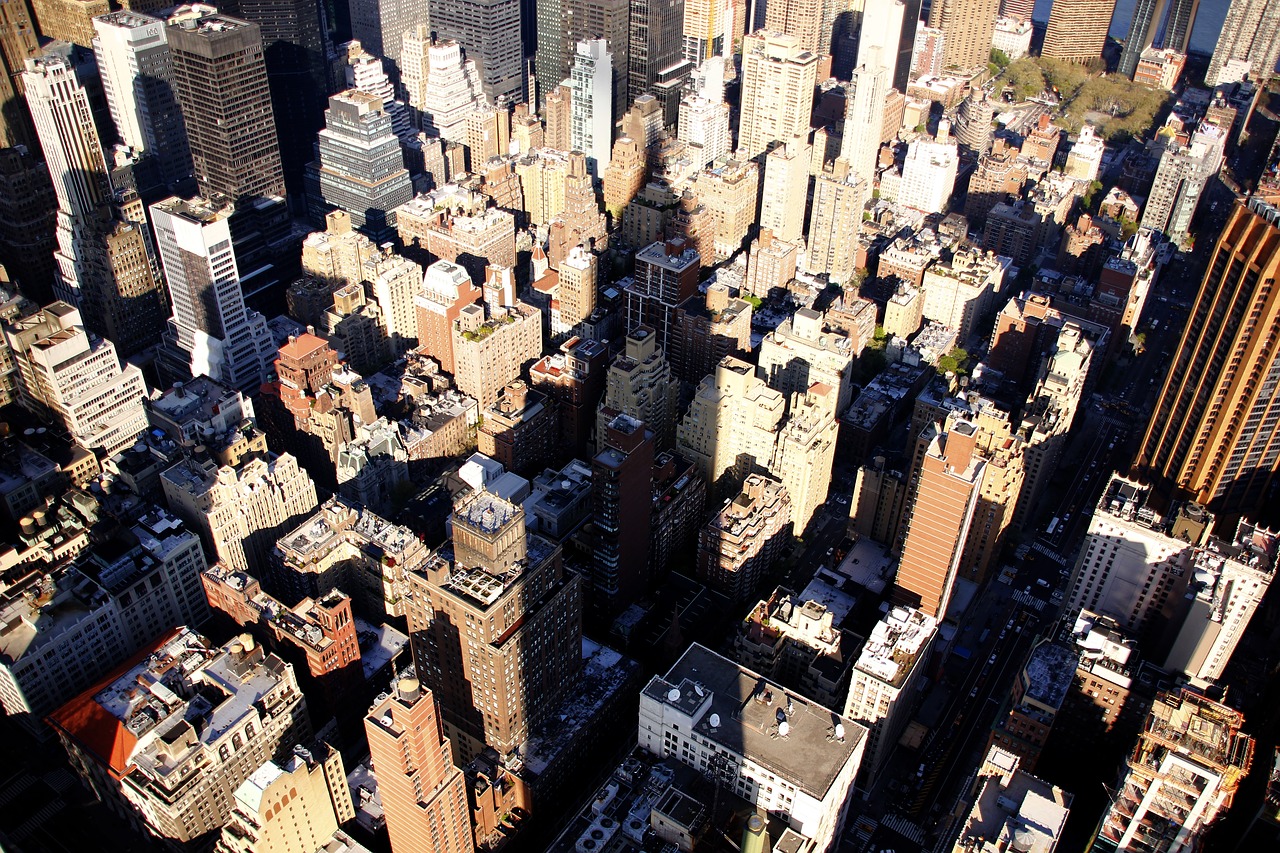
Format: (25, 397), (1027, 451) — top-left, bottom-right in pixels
(1134, 198), (1280, 521)
(429, 0), (524, 103)
(365, 679), (475, 853)
(151, 197), (276, 392)
(806, 159), (868, 284)
(23, 52), (170, 349)
(571, 39), (614, 174)
(737, 31), (817, 162)
(233, 0), (329, 200)
(759, 137), (809, 244)
(93, 12), (193, 187)
(349, 0), (430, 73)
(1206, 0), (1280, 85)
(1140, 123), (1226, 248)
(592, 412), (655, 615)
(684, 0), (741, 61)
(22, 53), (111, 306)
(1117, 0), (1200, 77)
(0, 0), (39, 149)
(310, 91), (414, 242)
(856, 0), (904, 82)
(536, 0), (629, 120)
(842, 50), (888, 186)
(894, 421), (984, 618)
(629, 0), (685, 100)
(927, 0), (999, 71)
(406, 491), (583, 760)
(166, 9), (288, 266)
(763, 0), (823, 53)
(1041, 0), (1118, 63)
(0, 148), (57, 302)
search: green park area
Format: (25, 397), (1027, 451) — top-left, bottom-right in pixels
(996, 55), (1172, 142)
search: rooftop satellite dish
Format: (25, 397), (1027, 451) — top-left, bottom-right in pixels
(835, 723), (846, 741)
(667, 688), (681, 703)
(778, 721), (790, 737)
(709, 713), (720, 728)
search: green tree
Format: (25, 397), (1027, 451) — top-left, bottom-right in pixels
(990, 48), (1011, 70)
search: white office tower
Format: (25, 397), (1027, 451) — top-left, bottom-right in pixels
(760, 137), (811, 244)
(22, 54), (111, 307)
(1206, 0), (1280, 85)
(401, 28), (487, 144)
(1140, 123), (1227, 248)
(344, 40), (416, 146)
(899, 119), (959, 214)
(571, 39), (613, 175)
(842, 49), (889, 186)
(856, 0), (905, 80)
(151, 197), (274, 393)
(93, 12), (191, 186)
(4, 303), (148, 456)
(639, 644), (867, 852)
(349, 0), (430, 71)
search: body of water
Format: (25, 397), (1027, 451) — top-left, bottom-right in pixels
(1031, 0), (1230, 56)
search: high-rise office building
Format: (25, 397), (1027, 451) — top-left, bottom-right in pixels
(22, 53), (110, 305)
(407, 491), (583, 760)
(1134, 198), (1280, 521)
(571, 39), (614, 174)
(310, 90), (414, 242)
(737, 32), (817, 162)
(759, 138), (810, 244)
(629, 0), (686, 101)
(349, 0), (430, 72)
(1093, 689), (1254, 853)
(428, 0), (524, 103)
(150, 197), (276, 392)
(695, 156), (760, 261)
(1206, 0), (1280, 85)
(894, 421), (984, 618)
(48, 629), (312, 846)
(758, 306), (857, 413)
(806, 159), (868, 285)
(763, 0), (822, 53)
(23, 52), (170, 350)
(400, 31), (487, 144)
(1041, 0), (1118, 62)
(233, 0), (328, 200)
(93, 12), (193, 187)
(0, 0), (38, 149)
(684, 0), (742, 61)
(536, 0), (629, 120)
(678, 88), (732, 167)
(842, 52), (888, 186)
(365, 679), (475, 853)
(1118, 0), (1200, 77)
(4, 302), (148, 456)
(927, 0), (999, 71)
(29, 0), (108, 48)
(166, 9), (288, 266)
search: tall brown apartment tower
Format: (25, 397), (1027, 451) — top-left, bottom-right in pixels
(591, 412), (655, 617)
(894, 421), (985, 617)
(365, 678), (475, 853)
(166, 10), (288, 266)
(407, 491), (583, 762)
(1041, 0), (1117, 63)
(928, 0), (1000, 71)
(1134, 198), (1280, 523)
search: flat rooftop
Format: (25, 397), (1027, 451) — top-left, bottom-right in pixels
(643, 643), (865, 800)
